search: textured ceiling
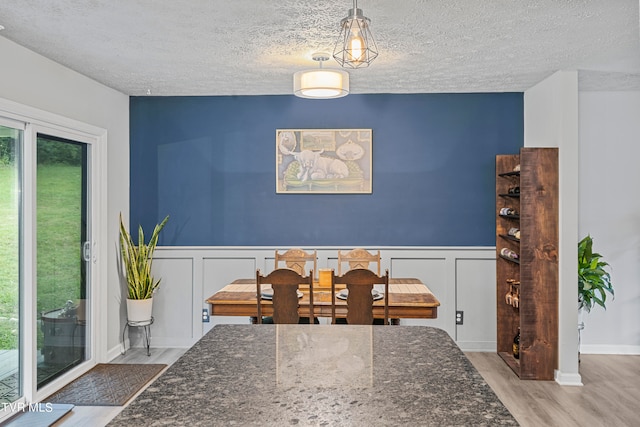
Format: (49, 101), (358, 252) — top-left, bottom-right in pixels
(0, 0), (639, 96)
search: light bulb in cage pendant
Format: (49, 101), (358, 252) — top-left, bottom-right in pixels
(333, 0), (378, 69)
(347, 29), (365, 63)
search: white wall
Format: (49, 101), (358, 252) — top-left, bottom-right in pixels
(0, 36), (129, 360)
(524, 71), (582, 385)
(578, 90), (640, 354)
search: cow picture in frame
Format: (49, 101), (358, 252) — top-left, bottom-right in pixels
(276, 129), (372, 194)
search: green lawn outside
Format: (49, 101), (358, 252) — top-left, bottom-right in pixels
(0, 164), (82, 349)
(0, 165), (19, 349)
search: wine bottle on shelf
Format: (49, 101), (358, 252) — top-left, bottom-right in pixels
(499, 207), (519, 216)
(500, 247), (519, 260)
(513, 328), (520, 359)
(508, 227), (521, 240)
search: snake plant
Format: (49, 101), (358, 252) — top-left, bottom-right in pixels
(578, 235), (614, 312)
(119, 213), (169, 300)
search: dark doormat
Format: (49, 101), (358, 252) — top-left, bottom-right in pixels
(44, 364), (166, 406)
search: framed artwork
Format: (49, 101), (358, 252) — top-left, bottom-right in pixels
(276, 129), (372, 194)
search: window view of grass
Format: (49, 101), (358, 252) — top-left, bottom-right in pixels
(37, 163), (83, 315)
(0, 137), (84, 351)
(0, 161), (19, 351)
(36, 138), (85, 376)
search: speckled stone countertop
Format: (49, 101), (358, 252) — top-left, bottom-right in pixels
(108, 325), (518, 426)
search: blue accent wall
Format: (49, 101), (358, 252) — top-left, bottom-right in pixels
(130, 93), (522, 246)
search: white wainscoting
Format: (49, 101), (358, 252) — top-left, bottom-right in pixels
(131, 246), (497, 352)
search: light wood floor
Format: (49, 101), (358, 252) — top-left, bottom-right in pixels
(52, 349), (639, 427)
(466, 352), (640, 427)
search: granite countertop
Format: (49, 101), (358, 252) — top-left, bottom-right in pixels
(109, 324), (517, 426)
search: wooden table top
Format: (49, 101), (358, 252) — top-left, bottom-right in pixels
(206, 277), (440, 319)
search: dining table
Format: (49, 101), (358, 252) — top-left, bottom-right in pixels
(206, 277), (440, 323)
(107, 324), (518, 426)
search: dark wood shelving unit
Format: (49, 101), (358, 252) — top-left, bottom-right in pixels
(496, 148), (559, 380)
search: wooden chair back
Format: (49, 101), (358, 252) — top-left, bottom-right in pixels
(275, 248), (318, 279)
(256, 268), (313, 324)
(332, 268), (389, 325)
(337, 248), (381, 275)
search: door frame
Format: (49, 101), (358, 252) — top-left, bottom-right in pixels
(0, 98), (108, 406)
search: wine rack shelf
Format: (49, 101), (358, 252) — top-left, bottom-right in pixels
(499, 254), (520, 264)
(499, 213), (520, 220)
(499, 234), (520, 243)
(496, 148), (559, 380)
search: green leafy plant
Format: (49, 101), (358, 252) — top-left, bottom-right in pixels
(119, 213), (169, 300)
(578, 235), (614, 312)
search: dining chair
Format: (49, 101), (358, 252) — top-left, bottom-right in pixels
(337, 248), (381, 276)
(274, 248), (318, 280)
(256, 268), (314, 324)
(332, 268), (389, 325)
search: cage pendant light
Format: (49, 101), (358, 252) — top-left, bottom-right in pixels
(333, 0), (378, 69)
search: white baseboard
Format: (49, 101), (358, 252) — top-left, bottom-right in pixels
(580, 344), (640, 355)
(554, 370), (583, 386)
(106, 341), (126, 362)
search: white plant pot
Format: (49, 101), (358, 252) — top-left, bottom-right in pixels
(127, 297), (154, 322)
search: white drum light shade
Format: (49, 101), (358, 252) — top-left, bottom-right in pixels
(293, 68), (349, 99)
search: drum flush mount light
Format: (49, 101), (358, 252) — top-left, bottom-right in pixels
(333, 0), (378, 68)
(293, 52), (349, 99)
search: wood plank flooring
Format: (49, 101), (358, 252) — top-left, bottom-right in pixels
(52, 349), (639, 427)
(466, 352), (640, 427)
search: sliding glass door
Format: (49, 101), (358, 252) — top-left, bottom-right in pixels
(0, 105), (103, 423)
(0, 122), (95, 408)
(0, 122), (22, 404)
(36, 134), (90, 387)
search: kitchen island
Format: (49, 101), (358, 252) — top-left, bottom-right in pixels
(108, 324), (517, 426)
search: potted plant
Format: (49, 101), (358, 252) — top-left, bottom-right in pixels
(578, 235), (614, 312)
(119, 213), (169, 322)
(577, 234), (614, 359)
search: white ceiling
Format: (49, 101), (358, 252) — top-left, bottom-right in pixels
(0, 0), (639, 96)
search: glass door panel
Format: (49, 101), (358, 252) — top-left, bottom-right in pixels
(36, 134), (89, 388)
(0, 124), (22, 403)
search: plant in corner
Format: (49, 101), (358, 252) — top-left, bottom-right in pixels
(119, 213), (169, 322)
(578, 235), (614, 313)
